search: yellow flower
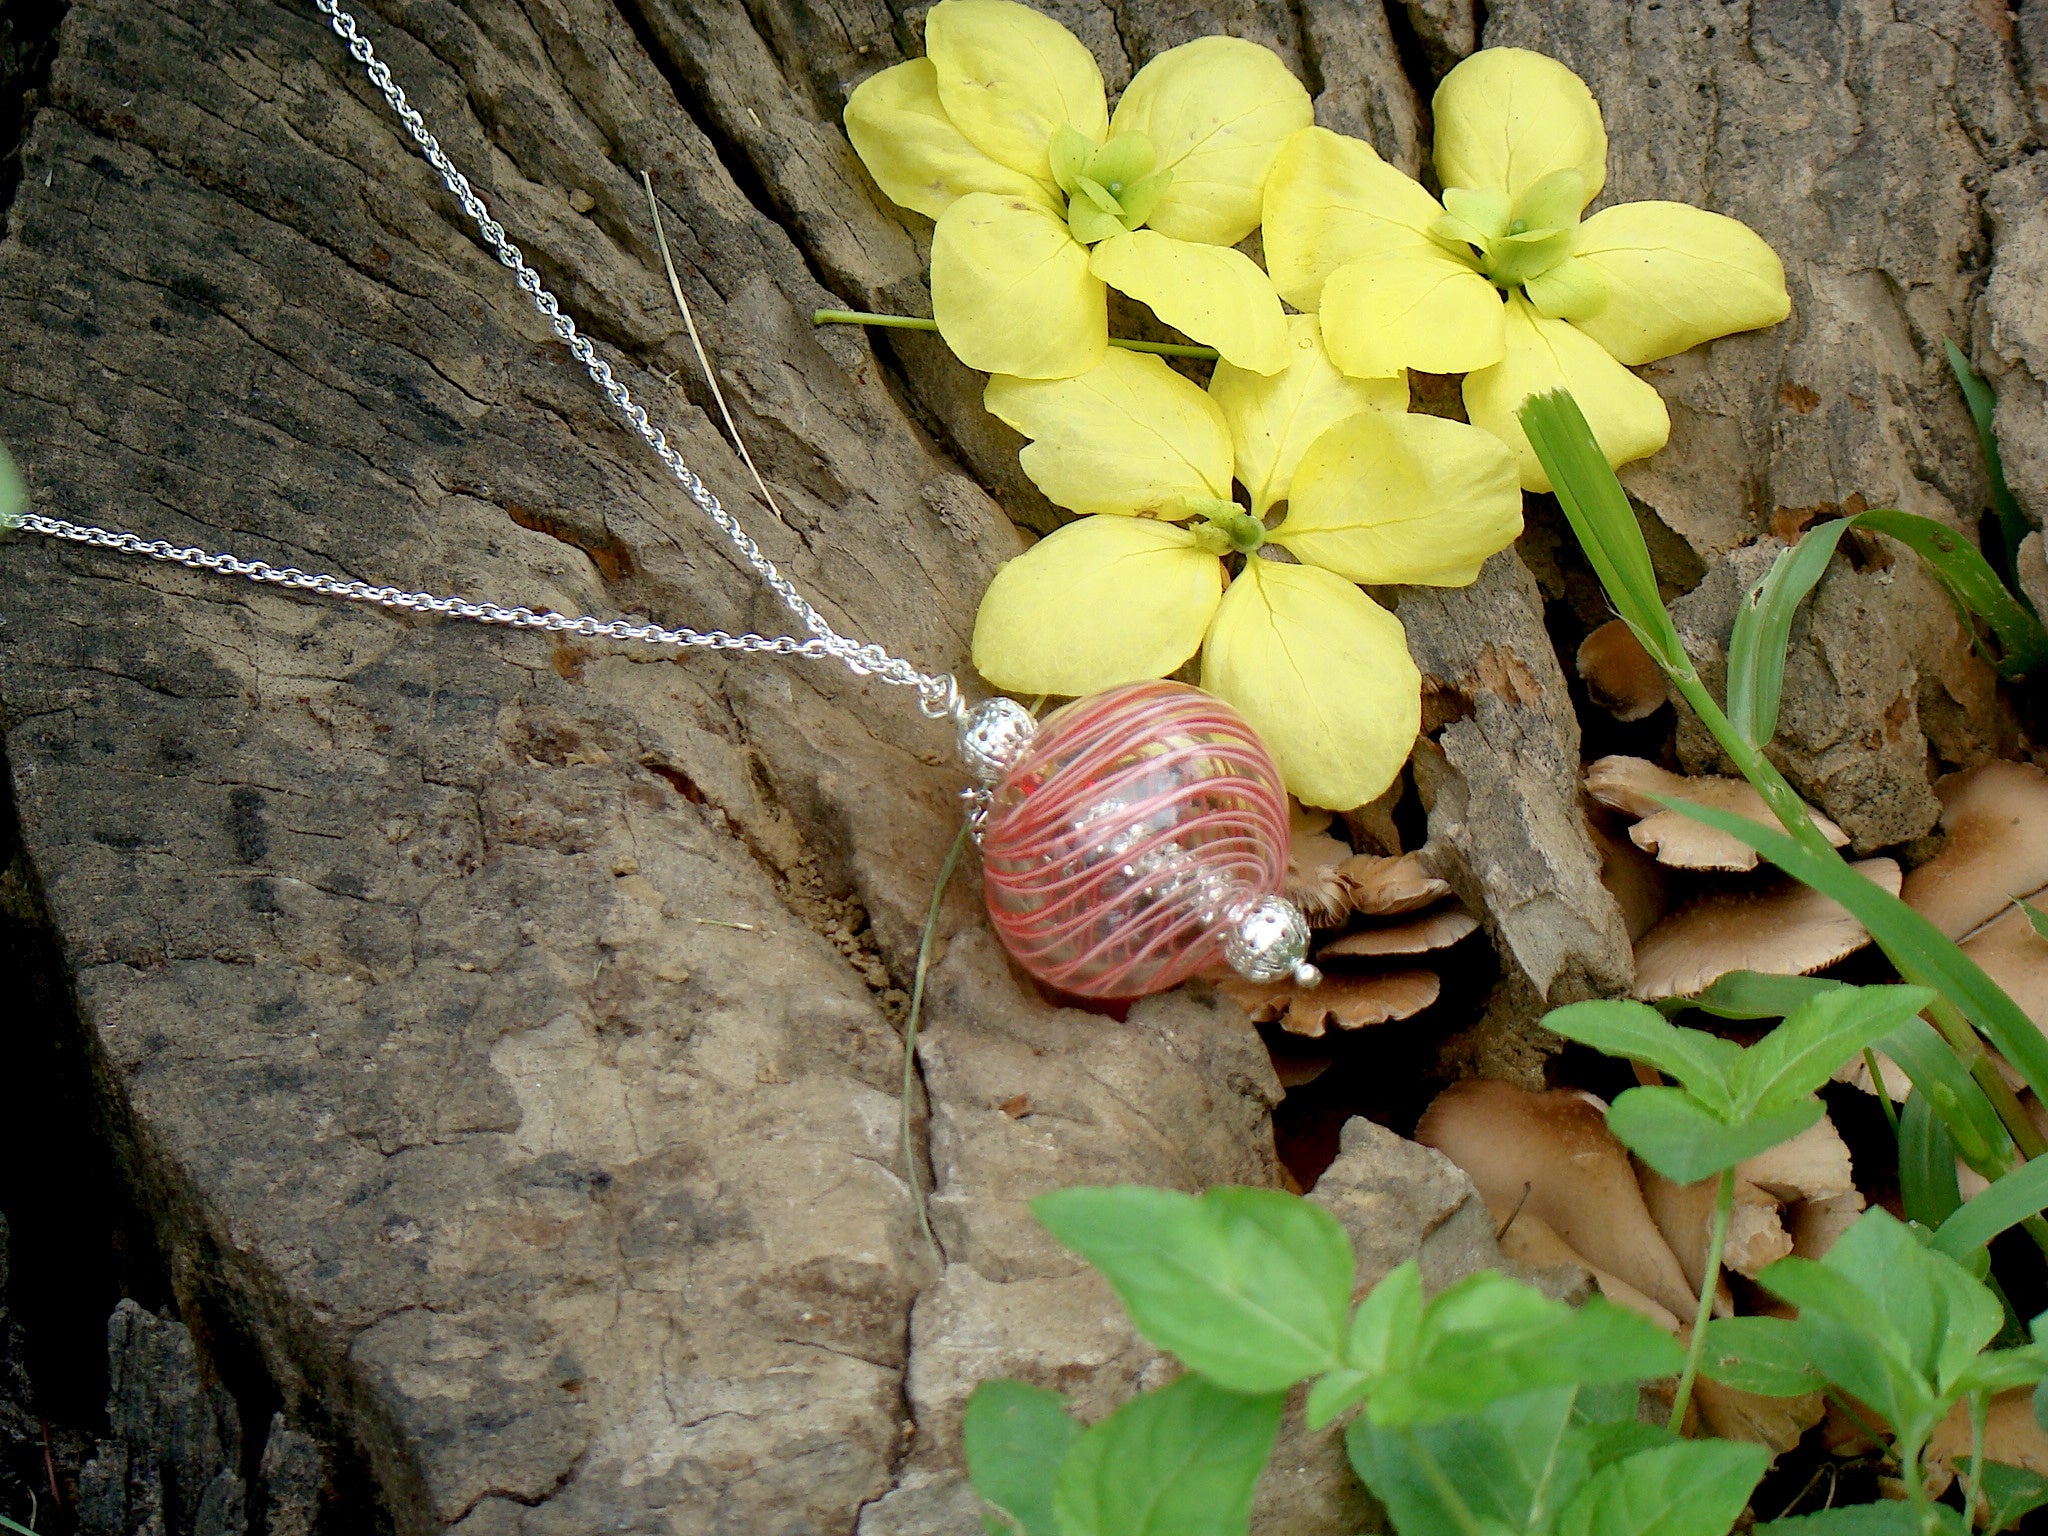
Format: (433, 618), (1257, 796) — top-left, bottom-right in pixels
(844, 0), (1312, 379)
(1262, 48), (1790, 491)
(969, 319), (1524, 807)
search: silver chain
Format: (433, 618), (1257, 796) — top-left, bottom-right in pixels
(2, 0), (964, 724)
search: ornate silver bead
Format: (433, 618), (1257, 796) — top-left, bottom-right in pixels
(1223, 895), (1316, 985)
(958, 696), (1037, 785)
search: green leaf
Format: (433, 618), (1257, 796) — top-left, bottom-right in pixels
(1879, 1018), (2015, 1174)
(1554, 1440), (1770, 1536)
(1305, 1369), (1371, 1431)
(1542, 1000), (1742, 1113)
(1897, 1090), (1964, 1229)
(1677, 971), (1845, 1022)
(0, 441), (24, 529)
(1571, 1379), (1648, 1429)
(1944, 338), (2031, 596)
(2021, 900), (2048, 941)
(1032, 1186), (1353, 1393)
(1932, 1154), (2048, 1261)
(1369, 1277), (1684, 1427)
(1696, 1316), (1824, 1398)
(1606, 1087), (1823, 1184)
(1051, 1375), (1282, 1536)
(1730, 984), (1936, 1118)
(963, 1381), (1082, 1536)
(1345, 1387), (1590, 1536)
(1980, 1459), (2048, 1533)
(1852, 508), (2048, 678)
(1578, 1419), (1680, 1472)
(1756, 1503), (1962, 1536)
(1649, 798), (2048, 1117)
(1519, 392), (1683, 668)
(1949, 1345), (2048, 1398)
(1725, 519), (1855, 747)
(1345, 1260), (1425, 1382)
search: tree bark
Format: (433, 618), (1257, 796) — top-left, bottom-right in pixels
(0, 1), (2038, 1532)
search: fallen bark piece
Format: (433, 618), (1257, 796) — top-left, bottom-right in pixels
(1577, 620), (1670, 721)
(1900, 761), (2048, 940)
(1585, 756), (1849, 873)
(1631, 859), (1903, 1001)
(1417, 1080), (1698, 1319)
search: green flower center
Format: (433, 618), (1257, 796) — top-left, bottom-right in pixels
(1050, 126), (1175, 246)
(1429, 168), (1589, 293)
(1181, 496), (1267, 556)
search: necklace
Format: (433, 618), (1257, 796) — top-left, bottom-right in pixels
(2, 0), (1320, 1001)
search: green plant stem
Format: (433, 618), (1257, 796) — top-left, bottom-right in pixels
(902, 818), (973, 1268)
(1965, 1391), (1989, 1532)
(1866, 1047), (1903, 1136)
(1400, 1430), (1489, 1536)
(1670, 1166), (1735, 1430)
(1899, 1434), (1940, 1533)
(0, 1515), (33, 1536)
(811, 308), (1222, 360)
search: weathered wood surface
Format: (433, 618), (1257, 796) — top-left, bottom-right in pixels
(0, 1), (2038, 1531)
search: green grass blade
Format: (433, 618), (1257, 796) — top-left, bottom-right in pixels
(1880, 1018), (2015, 1174)
(1725, 521), (1856, 747)
(1851, 509), (2048, 677)
(1899, 1090), (1965, 1228)
(1520, 393), (1681, 666)
(1944, 339), (2031, 588)
(1933, 1156), (2048, 1260)
(1649, 794), (2048, 1108)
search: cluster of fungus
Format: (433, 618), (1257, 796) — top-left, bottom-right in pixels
(1217, 802), (1478, 1045)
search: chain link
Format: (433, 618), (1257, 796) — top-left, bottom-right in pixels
(5, 0), (964, 724)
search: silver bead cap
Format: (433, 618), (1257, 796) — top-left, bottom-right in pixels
(959, 696), (1037, 785)
(1223, 895), (1316, 986)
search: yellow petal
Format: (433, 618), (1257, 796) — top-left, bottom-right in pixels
(1318, 250), (1507, 379)
(984, 349), (1233, 515)
(845, 59), (1059, 219)
(1107, 36), (1314, 247)
(1261, 126), (1451, 312)
(1567, 201), (1791, 366)
(932, 193), (1106, 378)
(1089, 230), (1289, 374)
(972, 516), (1222, 695)
(1432, 48), (1606, 208)
(1272, 411), (1523, 585)
(1210, 313), (1406, 516)
(926, 0), (1108, 181)
(1463, 292), (1669, 492)
(1199, 559), (1420, 810)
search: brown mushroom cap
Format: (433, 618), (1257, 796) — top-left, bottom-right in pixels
(1496, 1209), (1683, 1332)
(1694, 1378), (1824, 1454)
(1638, 1168), (1788, 1294)
(1900, 761), (2048, 939)
(1960, 902), (2048, 1033)
(1928, 1390), (2048, 1485)
(1590, 817), (1670, 943)
(1787, 1191), (1866, 1261)
(1586, 756), (1849, 873)
(1320, 909), (1480, 957)
(1417, 1080), (1698, 1318)
(1738, 1114), (1856, 1203)
(1340, 852), (1455, 916)
(1220, 969), (1440, 1038)
(1631, 858), (1903, 1001)
(1287, 806), (1356, 927)
(1577, 619), (1670, 722)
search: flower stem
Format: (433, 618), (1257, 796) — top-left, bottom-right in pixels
(1670, 1166), (1735, 1431)
(812, 308), (1221, 360)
